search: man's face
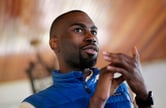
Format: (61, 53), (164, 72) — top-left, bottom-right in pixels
(56, 12), (99, 69)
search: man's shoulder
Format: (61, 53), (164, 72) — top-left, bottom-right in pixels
(22, 86), (56, 107)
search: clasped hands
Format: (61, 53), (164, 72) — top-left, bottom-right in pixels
(89, 47), (148, 108)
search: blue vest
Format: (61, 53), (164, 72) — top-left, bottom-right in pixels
(23, 68), (134, 108)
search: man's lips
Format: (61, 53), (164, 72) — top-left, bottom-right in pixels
(81, 45), (98, 55)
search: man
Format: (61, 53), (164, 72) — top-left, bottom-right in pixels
(20, 10), (153, 108)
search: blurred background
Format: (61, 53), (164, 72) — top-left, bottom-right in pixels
(0, 0), (166, 108)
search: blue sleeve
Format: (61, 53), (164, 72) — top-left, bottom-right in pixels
(105, 82), (134, 108)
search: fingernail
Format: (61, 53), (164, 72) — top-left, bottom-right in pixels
(102, 51), (109, 55)
(103, 56), (111, 60)
(107, 66), (112, 69)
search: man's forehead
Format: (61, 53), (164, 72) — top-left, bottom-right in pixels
(50, 11), (97, 36)
(61, 12), (96, 28)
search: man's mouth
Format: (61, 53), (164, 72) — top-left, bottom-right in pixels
(81, 45), (98, 55)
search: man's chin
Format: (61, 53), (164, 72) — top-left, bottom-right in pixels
(79, 53), (98, 68)
(80, 58), (97, 68)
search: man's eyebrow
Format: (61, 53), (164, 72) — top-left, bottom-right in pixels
(70, 23), (98, 30)
(91, 26), (98, 30)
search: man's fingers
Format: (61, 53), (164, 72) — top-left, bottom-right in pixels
(103, 51), (111, 61)
(107, 65), (127, 75)
(103, 51), (136, 69)
(132, 46), (140, 61)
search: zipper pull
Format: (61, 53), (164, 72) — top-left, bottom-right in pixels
(84, 85), (91, 94)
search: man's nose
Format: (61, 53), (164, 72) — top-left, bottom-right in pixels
(85, 31), (97, 44)
(86, 37), (96, 43)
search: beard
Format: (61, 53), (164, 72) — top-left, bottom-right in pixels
(79, 52), (98, 68)
(62, 48), (98, 70)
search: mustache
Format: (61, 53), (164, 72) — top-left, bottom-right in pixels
(80, 43), (99, 52)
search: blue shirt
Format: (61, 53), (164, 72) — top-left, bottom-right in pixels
(23, 68), (134, 108)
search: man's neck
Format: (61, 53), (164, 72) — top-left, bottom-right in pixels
(83, 68), (93, 81)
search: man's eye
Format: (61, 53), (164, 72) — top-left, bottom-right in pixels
(91, 30), (97, 36)
(74, 28), (83, 33)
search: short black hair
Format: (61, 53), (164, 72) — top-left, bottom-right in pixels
(49, 10), (87, 38)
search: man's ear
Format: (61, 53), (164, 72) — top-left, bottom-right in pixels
(49, 37), (59, 51)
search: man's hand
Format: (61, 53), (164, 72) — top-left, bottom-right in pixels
(89, 65), (124, 108)
(89, 47), (150, 108)
(103, 47), (148, 101)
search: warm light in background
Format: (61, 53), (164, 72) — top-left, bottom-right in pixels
(0, 0), (166, 108)
(0, 0), (166, 82)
